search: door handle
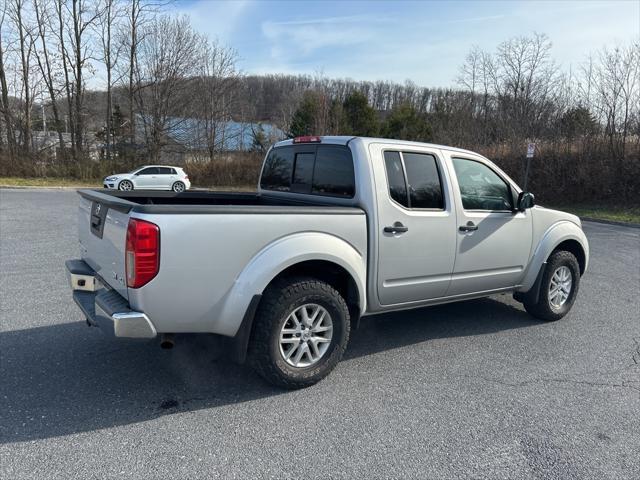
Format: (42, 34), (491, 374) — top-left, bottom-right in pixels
(459, 221), (478, 232)
(384, 222), (409, 234)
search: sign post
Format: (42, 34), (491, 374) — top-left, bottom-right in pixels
(523, 143), (535, 191)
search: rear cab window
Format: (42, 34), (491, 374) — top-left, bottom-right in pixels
(261, 144), (355, 198)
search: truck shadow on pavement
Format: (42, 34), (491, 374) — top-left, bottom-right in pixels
(1, 296), (538, 444)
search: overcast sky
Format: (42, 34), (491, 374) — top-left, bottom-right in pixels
(170, 0), (639, 88)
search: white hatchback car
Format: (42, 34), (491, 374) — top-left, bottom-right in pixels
(104, 166), (191, 192)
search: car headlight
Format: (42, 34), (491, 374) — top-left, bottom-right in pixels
(105, 176), (117, 181)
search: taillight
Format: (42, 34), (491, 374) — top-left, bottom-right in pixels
(126, 218), (160, 288)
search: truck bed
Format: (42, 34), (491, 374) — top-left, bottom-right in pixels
(78, 189), (362, 215)
(75, 188), (367, 332)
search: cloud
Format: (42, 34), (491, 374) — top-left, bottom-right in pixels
(262, 16), (377, 57)
(173, 0), (251, 42)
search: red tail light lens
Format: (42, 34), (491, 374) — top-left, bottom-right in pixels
(126, 218), (160, 288)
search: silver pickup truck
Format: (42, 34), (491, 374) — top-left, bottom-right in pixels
(67, 136), (589, 388)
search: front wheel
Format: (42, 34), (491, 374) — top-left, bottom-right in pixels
(118, 180), (133, 191)
(172, 181), (186, 193)
(248, 277), (350, 389)
(523, 250), (581, 321)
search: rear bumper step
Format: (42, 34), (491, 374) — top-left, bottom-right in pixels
(66, 259), (157, 338)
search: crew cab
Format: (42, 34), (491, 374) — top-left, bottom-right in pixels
(66, 136), (589, 388)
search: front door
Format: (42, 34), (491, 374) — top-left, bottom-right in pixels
(446, 155), (532, 296)
(373, 144), (457, 305)
(135, 167), (160, 189)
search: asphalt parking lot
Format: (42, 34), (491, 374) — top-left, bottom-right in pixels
(1, 188), (639, 479)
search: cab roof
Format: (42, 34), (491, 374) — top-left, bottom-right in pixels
(273, 136), (481, 157)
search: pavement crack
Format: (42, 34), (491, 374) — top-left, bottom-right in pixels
(632, 337), (640, 365)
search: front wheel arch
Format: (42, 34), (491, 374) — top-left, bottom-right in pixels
(553, 239), (586, 275)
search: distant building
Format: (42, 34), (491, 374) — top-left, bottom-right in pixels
(136, 116), (285, 163)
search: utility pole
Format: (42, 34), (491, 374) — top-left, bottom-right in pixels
(42, 104), (47, 135)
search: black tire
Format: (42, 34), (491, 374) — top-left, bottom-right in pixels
(248, 276), (350, 389)
(118, 180), (133, 191)
(523, 250), (581, 321)
(172, 181), (186, 193)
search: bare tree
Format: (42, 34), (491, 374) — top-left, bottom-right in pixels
(32, 0), (66, 160)
(589, 43), (639, 159)
(8, 0), (39, 154)
(193, 38), (241, 160)
(134, 14), (200, 161)
(0, 3), (18, 163)
(95, 0), (124, 161)
(118, 0), (165, 151)
(69, 0), (100, 157)
(492, 33), (560, 141)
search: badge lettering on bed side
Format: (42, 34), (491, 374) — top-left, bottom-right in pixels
(112, 271), (125, 285)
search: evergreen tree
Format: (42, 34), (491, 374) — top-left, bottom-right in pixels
(382, 103), (432, 141)
(341, 91), (379, 136)
(289, 92), (320, 137)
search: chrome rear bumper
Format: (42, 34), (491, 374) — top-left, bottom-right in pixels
(66, 259), (157, 338)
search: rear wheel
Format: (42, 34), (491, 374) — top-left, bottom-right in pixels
(248, 277), (350, 389)
(172, 181), (185, 193)
(523, 250), (580, 321)
(118, 180), (133, 191)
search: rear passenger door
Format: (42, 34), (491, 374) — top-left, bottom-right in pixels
(157, 167), (177, 189)
(371, 144), (457, 305)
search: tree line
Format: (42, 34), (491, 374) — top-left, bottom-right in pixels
(1, 0), (243, 175)
(1, 1), (638, 202)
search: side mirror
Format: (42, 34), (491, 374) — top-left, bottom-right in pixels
(517, 192), (535, 212)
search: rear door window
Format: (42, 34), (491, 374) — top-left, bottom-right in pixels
(383, 151), (444, 209)
(384, 151), (409, 207)
(403, 153), (444, 209)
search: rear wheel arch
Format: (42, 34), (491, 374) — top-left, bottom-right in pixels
(227, 234), (366, 363)
(231, 261), (360, 368)
(267, 259), (362, 320)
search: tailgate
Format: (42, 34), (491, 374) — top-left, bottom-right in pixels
(78, 192), (131, 299)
